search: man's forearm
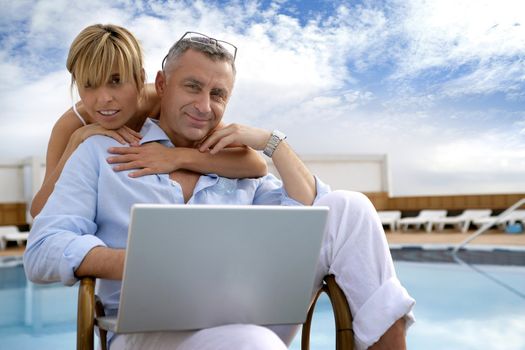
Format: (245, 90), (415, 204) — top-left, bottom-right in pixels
(181, 147), (268, 178)
(74, 246), (125, 280)
(271, 141), (316, 205)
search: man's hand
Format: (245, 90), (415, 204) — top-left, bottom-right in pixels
(107, 142), (181, 177)
(198, 123), (271, 154)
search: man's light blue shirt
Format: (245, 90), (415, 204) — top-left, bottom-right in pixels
(24, 119), (331, 311)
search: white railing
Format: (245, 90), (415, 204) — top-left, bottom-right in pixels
(453, 197), (525, 253)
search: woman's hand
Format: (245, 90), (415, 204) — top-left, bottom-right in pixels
(72, 123), (142, 146)
(107, 142), (180, 177)
(199, 123), (271, 155)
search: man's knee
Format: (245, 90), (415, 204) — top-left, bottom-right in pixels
(234, 325), (287, 350)
(178, 324), (287, 350)
(317, 190), (376, 215)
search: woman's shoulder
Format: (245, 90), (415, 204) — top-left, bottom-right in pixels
(53, 105), (91, 133)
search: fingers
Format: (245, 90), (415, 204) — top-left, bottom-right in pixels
(112, 162), (141, 172)
(106, 142), (172, 177)
(116, 126), (142, 145)
(209, 134), (238, 154)
(199, 125), (236, 152)
(86, 127), (127, 145)
(128, 168), (156, 178)
(123, 126), (143, 139)
(199, 123), (269, 152)
(109, 158), (143, 172)
(107, 153), (137, 164)
(107, 151), (142, 172)
(107, 146), (141, 155)
(107, 132), (127, 145)
(80, 124), (142, 145)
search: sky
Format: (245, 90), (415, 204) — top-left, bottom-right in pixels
(0, 0), (524, 196)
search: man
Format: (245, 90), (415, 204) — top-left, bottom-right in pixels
(24, 32), (414, 350)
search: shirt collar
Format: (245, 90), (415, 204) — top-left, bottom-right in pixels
(139, 118), (172, 146)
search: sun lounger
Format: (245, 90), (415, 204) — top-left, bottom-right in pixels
(472, 209), (525, 230)
(398, 210), (447, 231)
(425, 209), (492, 233)
(0, 225), (29, 249)
(377, 210), (401, 232)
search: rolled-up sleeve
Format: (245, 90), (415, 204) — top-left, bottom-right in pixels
(254, 175), (331, 206)
(24, 142), (103, 286)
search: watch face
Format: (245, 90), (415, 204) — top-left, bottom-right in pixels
(274, 130), (286, 140)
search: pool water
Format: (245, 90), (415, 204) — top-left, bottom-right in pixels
(1, 256), (525, 350)
(395, 261), (525, 350)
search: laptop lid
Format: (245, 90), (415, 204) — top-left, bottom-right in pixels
(113, 204), (328, 333)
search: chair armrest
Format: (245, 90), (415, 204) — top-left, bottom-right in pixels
(77, 277), (96, 350)
(301, 275), (353, 350)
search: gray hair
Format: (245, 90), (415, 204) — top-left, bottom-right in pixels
(162, 36), (236, 76)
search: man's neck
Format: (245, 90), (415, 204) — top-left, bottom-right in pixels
(158, 118), (199, 148)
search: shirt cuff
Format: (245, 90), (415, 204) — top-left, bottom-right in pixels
(59, 234), (107, 286)
(280, 176), (332, 206)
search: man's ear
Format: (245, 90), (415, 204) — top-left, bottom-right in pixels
(155, 70), (166, 97)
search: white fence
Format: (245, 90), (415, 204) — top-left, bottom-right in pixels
(0, 154), (390, 223)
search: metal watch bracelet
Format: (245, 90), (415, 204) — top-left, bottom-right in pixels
(263, 130), (287, 158)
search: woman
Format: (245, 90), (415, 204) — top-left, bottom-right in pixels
(30, 24), (267, 217)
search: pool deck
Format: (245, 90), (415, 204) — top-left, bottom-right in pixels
(1, 229), (524, 257)
(386, 229), (525, 248)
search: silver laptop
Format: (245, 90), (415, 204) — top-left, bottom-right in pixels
(97, 204), (328, 333)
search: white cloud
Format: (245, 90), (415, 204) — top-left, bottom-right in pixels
(439, 59), (525, 98)
(430, 135), (525, 173)
(393, 0), (525, 73)
(0, 0), (523, 196)
(388, 0), (525, 98)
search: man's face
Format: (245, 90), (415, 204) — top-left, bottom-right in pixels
(155, 49), (235, 147)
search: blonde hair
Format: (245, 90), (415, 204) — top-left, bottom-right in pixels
(66, 24), (144, 92)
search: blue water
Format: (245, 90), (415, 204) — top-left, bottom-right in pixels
(1, 258), (525, 350)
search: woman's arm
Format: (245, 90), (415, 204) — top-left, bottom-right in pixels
(107, 142), (268, 179)
(30, 109), (142, 217)
(199, 124), (315, 205)
(30, 111), (85, 218)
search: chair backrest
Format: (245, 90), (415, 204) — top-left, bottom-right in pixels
(378, 211), (401, 221)
(461, 209), (492, 219)
(0, 225), (19, 234)
(418, 210), (447, 218)
(0, 225), (20, 238)
(504, 209), (525, 220)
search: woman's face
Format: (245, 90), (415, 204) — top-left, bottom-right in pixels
(77, 67), (140, 130)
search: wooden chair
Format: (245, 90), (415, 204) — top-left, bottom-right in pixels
(301, 275), (353, 350)
(77, 275), (353, 350)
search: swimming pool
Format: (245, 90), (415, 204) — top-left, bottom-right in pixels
(1, 250), (525, 350)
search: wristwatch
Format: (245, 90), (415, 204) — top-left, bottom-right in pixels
(263, 130), (287, 158)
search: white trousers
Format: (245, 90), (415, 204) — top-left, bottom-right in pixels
(111, 191), (415, 350)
